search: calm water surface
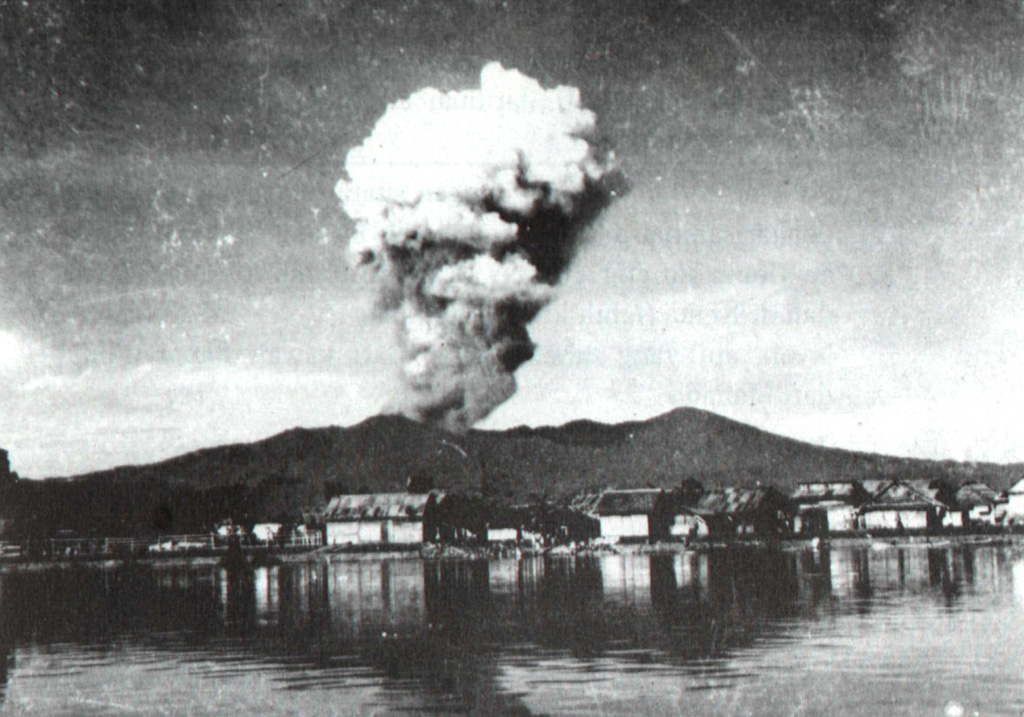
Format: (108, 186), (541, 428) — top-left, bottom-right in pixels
(1, 545), (1023, 716)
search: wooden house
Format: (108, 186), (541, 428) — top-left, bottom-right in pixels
(1005, 478), (1024, 524)
(955, 481), (1006, 527)
(483, 503), (531, 544)
(251, 523), (283, 544)
(536, 500), (600, 545)
(856, 480), (950, 533)
(907, 478), (961, 528)
(322, 492), (444, 546)
(668, 509), (710, 540)
(589, 489), (671, 543)
(692, 487), (792, 539)
(666, 478), (708, 539)
(790, 481), (870, 535)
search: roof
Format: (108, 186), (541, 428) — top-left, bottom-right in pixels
(693, 487), (787, 516)
(858, 480), (946, 512)
(905, 478), (956, 503)
(323, 492), (443, 522)
(1008, 478), (1024, 495)
(860, 479), (890, 497)
(568, 493), (603, 514)
(592, 489), (664, 516)
(955, 482), (1003, 508)
(790, 481), (866, 504)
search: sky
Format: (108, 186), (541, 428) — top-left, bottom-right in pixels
(2, 2), (1023, 478)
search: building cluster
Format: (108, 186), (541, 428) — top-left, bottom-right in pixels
(312, 475), (1024, 549)
(8, 474), (1023, 560)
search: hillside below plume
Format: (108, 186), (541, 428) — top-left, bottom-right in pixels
(3, 408), (1019, 538)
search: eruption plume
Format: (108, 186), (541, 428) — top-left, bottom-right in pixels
(336, 62), (615, 431)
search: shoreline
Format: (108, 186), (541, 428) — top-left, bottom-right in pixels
(1, 533), (1021, 572)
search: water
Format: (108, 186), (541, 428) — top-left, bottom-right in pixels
(0, 545), (1022, 716)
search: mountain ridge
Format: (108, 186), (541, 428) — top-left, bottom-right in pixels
(5, 407), (1020, 538)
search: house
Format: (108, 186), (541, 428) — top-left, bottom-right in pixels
(322, 492), (444, 546)
(483, 503), (531, 543)
(1005, 478), (1024, 524)
(668, 509), (710, 540)
(537, 500), (601, 545)
(677, 478), (705, 507)
(589, 489), (671, 543)
(666, 479), (709, 540)
(860, 479), (890, 499)
(430, 493), (485, 543)
(906, 478), (961, 528)
(955, 482), (1006, 527)
(856, 480), (950, 533)
(692, 487), (792, 539)
(251, 523), (283, 544)
(568, 493), (603, 516)
(790, 481), (870, 535)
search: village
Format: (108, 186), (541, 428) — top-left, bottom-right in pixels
(10, 472), (1024, 561)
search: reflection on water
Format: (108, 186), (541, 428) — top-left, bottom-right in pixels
(0, 545), (1023, 715)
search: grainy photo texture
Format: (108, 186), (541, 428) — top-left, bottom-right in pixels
(0, 1), (1022, 715)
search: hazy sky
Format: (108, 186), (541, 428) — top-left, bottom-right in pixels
(2, 3), (1023, 478)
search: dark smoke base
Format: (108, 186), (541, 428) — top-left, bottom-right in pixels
(393, 173), (625, 433)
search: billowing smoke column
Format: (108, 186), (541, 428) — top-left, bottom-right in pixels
(336, 62), (614, 431)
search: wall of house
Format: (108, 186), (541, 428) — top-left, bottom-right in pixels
(942, 511), (964, 528)
(359, 521), (384, 543)
(794, 509), (826, 535)
(1006, 494), (1024, 522)
(826, 506), (857, 532)
(488, 528), (519, 542)
(388, 520), (424, 544)
(670, 514), (708, 538)
(968, 505), (1002, 525)
(599, 514), (649, 540)
(862, 510), (928, 531)
(326, 522), (361, 545)
(252, 523), (282, 543)
(326, 520), (387, 545)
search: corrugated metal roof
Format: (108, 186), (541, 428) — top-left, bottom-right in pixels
(693, 487), (785, 516)
(791, 482), (861, 502)
(569, 493), (603, 514)
(860, 479), (890, 497)
(592, 489), (663, 516)
(323, 492), (442, 521)
(859, 481), (946, 511)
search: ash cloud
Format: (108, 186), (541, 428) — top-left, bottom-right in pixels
(336, 62), (616, 431)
